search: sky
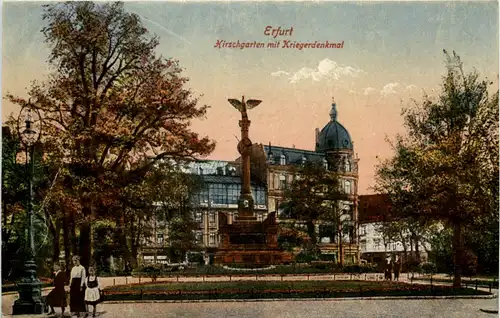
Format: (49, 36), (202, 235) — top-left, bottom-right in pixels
(2, 1), (499, 194)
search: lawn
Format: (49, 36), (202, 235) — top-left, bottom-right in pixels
(413, 277), (499, 289)
(102, 280), (491, 301)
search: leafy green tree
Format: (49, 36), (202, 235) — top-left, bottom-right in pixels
(5, 2), (215, 268)
(375, 51), (498, 287)
(280, 162), (347, 260)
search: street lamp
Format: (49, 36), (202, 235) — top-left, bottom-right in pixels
(13, 100), (45, 315)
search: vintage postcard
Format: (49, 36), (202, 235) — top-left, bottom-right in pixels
(1, 1), (499, 317)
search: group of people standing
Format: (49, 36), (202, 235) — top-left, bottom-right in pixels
(384, 255), (401, 281)
(46, 256), (102, 317)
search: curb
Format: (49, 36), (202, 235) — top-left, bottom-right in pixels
(2, 287), (53, 296)
(102, 294), (497, 304)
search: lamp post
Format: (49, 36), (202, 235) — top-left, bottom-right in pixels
(13, 100), (45, 315)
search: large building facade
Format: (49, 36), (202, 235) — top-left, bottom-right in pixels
(257, 99), (360, 264)
(140, 99), (361, 265)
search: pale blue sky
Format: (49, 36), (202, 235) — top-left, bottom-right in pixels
(2, 1), (498, 193)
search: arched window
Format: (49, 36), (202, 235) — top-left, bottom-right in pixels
(344, 180), (352, 195)
(280, 154), (286, 165)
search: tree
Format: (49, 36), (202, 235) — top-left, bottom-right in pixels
(5, 2), (215, 268)
(375, 51), (498, 287)
(280, 162), (347, 260)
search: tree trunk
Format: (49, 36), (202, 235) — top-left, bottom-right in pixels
(412, 232), (421, 263)
(79, 220), (91, 269)
(78, 200), (93, 269)
(63, 215), (71, 280)
(70, 211), (78, 256)
(409, 236), (414, 262)
(452, 221), (463, 288)
(52, 219), (62, 266)
(306, 220), (317, 247)
(338, 223), (344, 266)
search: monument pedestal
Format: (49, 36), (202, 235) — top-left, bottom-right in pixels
(215, 211), (293, 265)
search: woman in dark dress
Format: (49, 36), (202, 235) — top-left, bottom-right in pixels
(70, 256), (86, 317)
(47, 263), (67, 316)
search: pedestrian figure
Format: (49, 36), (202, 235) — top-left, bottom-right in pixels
(385, 256), (392, 281)
(84, 266), (101, 317)
(394, 256), (401, 281)
(46, 263), (67, 316)
(70, 256), (86, 317)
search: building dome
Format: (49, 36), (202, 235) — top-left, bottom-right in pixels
(315, 99), (353, 152)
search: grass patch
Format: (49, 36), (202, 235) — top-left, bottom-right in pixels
(102, 280), (491, 301)
(413, 277), (499, 289)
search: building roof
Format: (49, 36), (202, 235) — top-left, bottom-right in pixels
(183, 160), (239, 175)
(200, 174), (265, 187)
(263, 144), (326, 166)
(358, 194), (393, 223)
(316, 101), (353, 152)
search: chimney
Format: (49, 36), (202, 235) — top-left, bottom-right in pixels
(199, 167), (203, 175)
(217, 167), (224, 176)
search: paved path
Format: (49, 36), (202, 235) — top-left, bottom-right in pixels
(3, 274), (497, 317)
(3, 298), (498, 318)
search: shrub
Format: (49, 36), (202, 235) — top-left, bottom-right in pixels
(295, 252), (319, 263)
(420, 262), (437, 274)
(318, 254), (337, 262)
(460, 249), (478, 277)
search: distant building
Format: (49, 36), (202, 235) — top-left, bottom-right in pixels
(358, 194), (430, 267)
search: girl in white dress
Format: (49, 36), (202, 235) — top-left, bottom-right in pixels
(84, 266), (101, 317)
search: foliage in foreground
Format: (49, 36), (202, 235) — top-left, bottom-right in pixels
(374, 51), (499, 287)
(4, 1), (215, 270)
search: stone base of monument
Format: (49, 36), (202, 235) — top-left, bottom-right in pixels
(215, 250), (293, 265)
(215, 211), (294, 265)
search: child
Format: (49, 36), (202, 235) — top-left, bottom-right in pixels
(46, 263), (67, 316)
(84, 266), (101, 317)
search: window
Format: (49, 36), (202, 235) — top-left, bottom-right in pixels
(252, 187), (266, 205)
(157, 233), (164, 245)
(209, 183), (227, 205)
(195, 212), (202, 223)
(209, 212), (216, 224)
(195, 232), (203, 244)
(279, 174), (287, 190)
(301, 155), (307, 165)
(280, 154), (286, 165)
(209, 233), (216, 245)
(198, 188), (209, 205)
(359, 225), (366, 236)
(344, 158), (352, 172)
(268, 155), (275, 165)
(227, 184), (240, 204)
(344, 180), (352, 195)
(323, 158), (328, 170)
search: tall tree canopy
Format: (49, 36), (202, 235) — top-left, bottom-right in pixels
(374, 51), (498, 287)
(5, 2), (215, 268)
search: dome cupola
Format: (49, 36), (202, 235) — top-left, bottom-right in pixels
(315, 98), (353, 152)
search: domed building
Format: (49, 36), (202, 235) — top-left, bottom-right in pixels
(257, 98), (360, 265)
